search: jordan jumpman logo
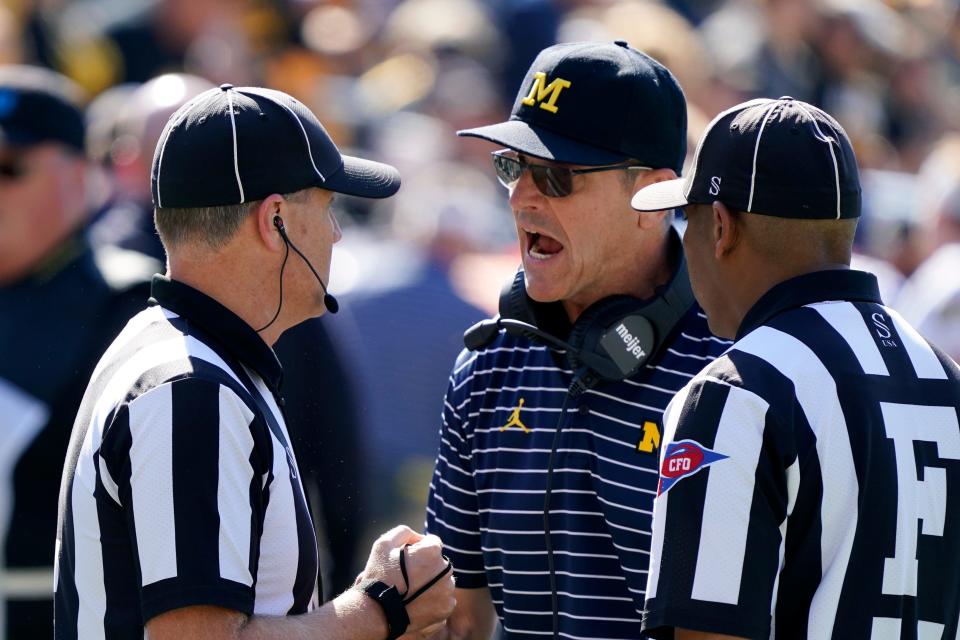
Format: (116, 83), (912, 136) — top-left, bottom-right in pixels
(500, 398), (530, 433)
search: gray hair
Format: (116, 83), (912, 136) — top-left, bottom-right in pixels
(155, 189), (310, 251)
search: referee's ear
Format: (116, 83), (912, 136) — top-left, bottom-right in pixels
(254, 193), (286, 253)
(712, 200), (741, 259)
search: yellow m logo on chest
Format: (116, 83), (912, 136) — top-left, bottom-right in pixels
(521, 72), (572, 114)
(637, 421), (660, 453)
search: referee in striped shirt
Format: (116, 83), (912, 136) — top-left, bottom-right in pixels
(54, 85), (454, 639)
(632, 97), (960, 638)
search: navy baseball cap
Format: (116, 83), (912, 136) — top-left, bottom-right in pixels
(152, 84), (400, 208)
(458, 41), (687, 172)
(0, 65), (85, 152)
(631, 97), (862, 219)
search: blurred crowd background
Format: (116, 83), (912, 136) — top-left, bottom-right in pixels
(3, 0), (960, 634)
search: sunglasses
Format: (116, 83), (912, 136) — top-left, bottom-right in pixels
(492, 150), (650, 198)
(0, 159), (29, 181)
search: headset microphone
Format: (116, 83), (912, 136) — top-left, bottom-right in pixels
(256, 216), (339, 334)
(465, 317), (609, 394)
(273, 216), (339, 314)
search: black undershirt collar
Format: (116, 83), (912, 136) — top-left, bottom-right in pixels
(149, 275), (284, 392)
(736, 268), (883, 341)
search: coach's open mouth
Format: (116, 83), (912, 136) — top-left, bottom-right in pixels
(523, 228), (563, 260)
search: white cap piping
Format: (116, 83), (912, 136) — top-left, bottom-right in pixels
(226, 90), (246, 204)
(683, 98), (771, 201)
(153, 94), (206, 209)
(793, 101), (842, 219)
(747, 101), (782, 213)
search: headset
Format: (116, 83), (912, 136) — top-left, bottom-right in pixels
(462, 238), (695, 638)
(464, 244), (694, 397)
(257, 215), (339, 333)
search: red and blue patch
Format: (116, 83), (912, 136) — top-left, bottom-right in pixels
(657, 439), (728, 496)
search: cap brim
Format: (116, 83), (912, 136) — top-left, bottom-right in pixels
(631, 178), (689, 211)
(0, 125), (48, 149)
(322, 154), (401, 199)
(458, 119), (627, 166)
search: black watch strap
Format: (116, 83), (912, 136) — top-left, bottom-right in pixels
(361, 580), (410, 640)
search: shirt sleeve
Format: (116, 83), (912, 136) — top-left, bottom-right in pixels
(425, 351), (487, 588)
(100, 377), (271, 622)
(642, 375), (789, 640)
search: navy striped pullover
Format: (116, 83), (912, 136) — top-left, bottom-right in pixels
(426, 305), (728, 639)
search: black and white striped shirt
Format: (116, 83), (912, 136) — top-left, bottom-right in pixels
(644, 269), (960, 639)
(54, 277), (319, 639)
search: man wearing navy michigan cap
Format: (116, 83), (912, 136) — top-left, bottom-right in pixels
(425, 41), (729, 638)
(55, 84), (455, 640)
(634, 97), (960, 639)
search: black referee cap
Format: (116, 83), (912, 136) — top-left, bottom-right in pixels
(0, 65), (85, 152)
(151, 84), (400, 208)
(458, 41), (687, 172)
(631, 97), (861, 219)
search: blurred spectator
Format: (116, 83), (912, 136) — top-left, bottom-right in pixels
(699, 0), (822, 105)
(896, 185), (960, 360)
(487, 0), (560, 101)
(560, 0), (720, 112)
(101, 0), (252, 84)
(0, 5), (24, 65)
(328, 159), (514, 533)
(37, 0), (271, 93)
(87, 72), (214, 261)
(852, 168), (918, 299)
(375, 0), (508, 145)
(0, 65), (156, 639)
(383, 0), (504, 61)
(84, 80), (140, 172)
(896, 135), (960, 360)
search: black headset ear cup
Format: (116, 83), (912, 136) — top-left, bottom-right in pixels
(567, 296), (656, 381)
(491, 232), (695, 388)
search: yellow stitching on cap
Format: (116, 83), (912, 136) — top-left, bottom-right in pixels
(521, 72), (572, 114)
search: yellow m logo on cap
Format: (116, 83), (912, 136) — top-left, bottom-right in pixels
(521, 72), (572, 114)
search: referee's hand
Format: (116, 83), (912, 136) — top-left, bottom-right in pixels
(357, 525), (457, 633)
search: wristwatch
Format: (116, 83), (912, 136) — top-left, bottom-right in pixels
(360, 580), (410, 640)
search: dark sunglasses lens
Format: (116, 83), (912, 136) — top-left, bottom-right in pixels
(492, 154), (575, 198)
(531, 165), (573, 198)
(493, 155), (522, 187)
(0, 162), (25, 179)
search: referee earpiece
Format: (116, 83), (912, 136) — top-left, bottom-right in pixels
(256, 209), (339, 334)
(267, 210), (339, 315)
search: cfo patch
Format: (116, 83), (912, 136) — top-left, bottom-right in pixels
(657, 439), (728, 496)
